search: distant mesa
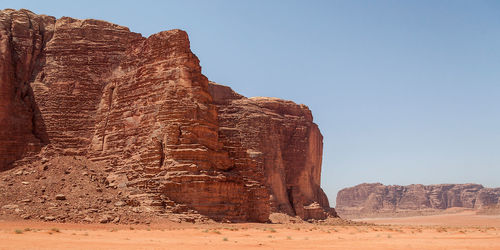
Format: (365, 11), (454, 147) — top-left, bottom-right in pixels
(336, 183), (500, 218)
(0, 9), (335, 223)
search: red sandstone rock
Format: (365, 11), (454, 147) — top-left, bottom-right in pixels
(336, 183), (499, 217)
(209, 82), (335, 220)
(0, 9), (335, 222)
(475, 188), (500, 209)
(0, 9), (52, 169)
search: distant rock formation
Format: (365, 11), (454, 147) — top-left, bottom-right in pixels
(0, 9), (335, 222)
(336, 183), (500, 217)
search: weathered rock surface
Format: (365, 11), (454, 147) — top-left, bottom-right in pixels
(209, 82), (335, 220)
(0, 9), (335, 222)
(336, 183), (500, 217)
(0, 9), (50, 169)
(475, 188), (500, 209)
(0, 8), (141, 169)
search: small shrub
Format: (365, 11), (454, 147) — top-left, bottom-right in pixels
(14, 229), (23, 234)
(286, 236), (292, 240)
(51, 228), (60, 233)
(222, 237), (228, 241)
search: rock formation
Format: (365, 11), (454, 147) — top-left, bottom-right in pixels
(0, 9), (335, 222)
(209, 82), (334, 220)
(336, 183), (500, 217)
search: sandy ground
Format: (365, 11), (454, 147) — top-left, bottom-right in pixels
(1, 212), (499, 250)
(357, 211), (500, 227)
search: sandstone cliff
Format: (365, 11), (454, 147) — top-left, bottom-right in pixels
(0, 9), (335, 222)
(209, 82), (335, 220)
(336, 183), (500, 217)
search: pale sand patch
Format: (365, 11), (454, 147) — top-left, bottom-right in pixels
(357, 211), (500, 227)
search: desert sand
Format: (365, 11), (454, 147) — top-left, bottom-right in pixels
(1, 212), (499, 250)
(357, 210), (500, 227)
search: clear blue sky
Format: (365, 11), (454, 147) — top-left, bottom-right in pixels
(3, 0), (500, 205)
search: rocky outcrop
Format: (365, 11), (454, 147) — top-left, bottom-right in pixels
(209, 82), (335, 220)
(475, 188), (500, 209)
(0, 9), (335, 222)
(336, 183), (500, 216)
(0, 10), (52, 169)
(0, 9), (141, 169)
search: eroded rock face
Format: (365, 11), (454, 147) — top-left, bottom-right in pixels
(0, 9), (53, 169)
(0, 9), (142, 169)
(336, 183), (499, 216)
(0, 9), (335, 222)
(475, 188), (500, 209)
(209, 82), (335, 220)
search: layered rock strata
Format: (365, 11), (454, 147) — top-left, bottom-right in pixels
(209, 82), (335, 220)
(0, 9), (335, 222)
(336, 183), (500, 216)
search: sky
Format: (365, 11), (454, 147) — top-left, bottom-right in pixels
(2, 0), (499, 205)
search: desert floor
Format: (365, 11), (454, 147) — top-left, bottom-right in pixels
(1, 211), (499, 249)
